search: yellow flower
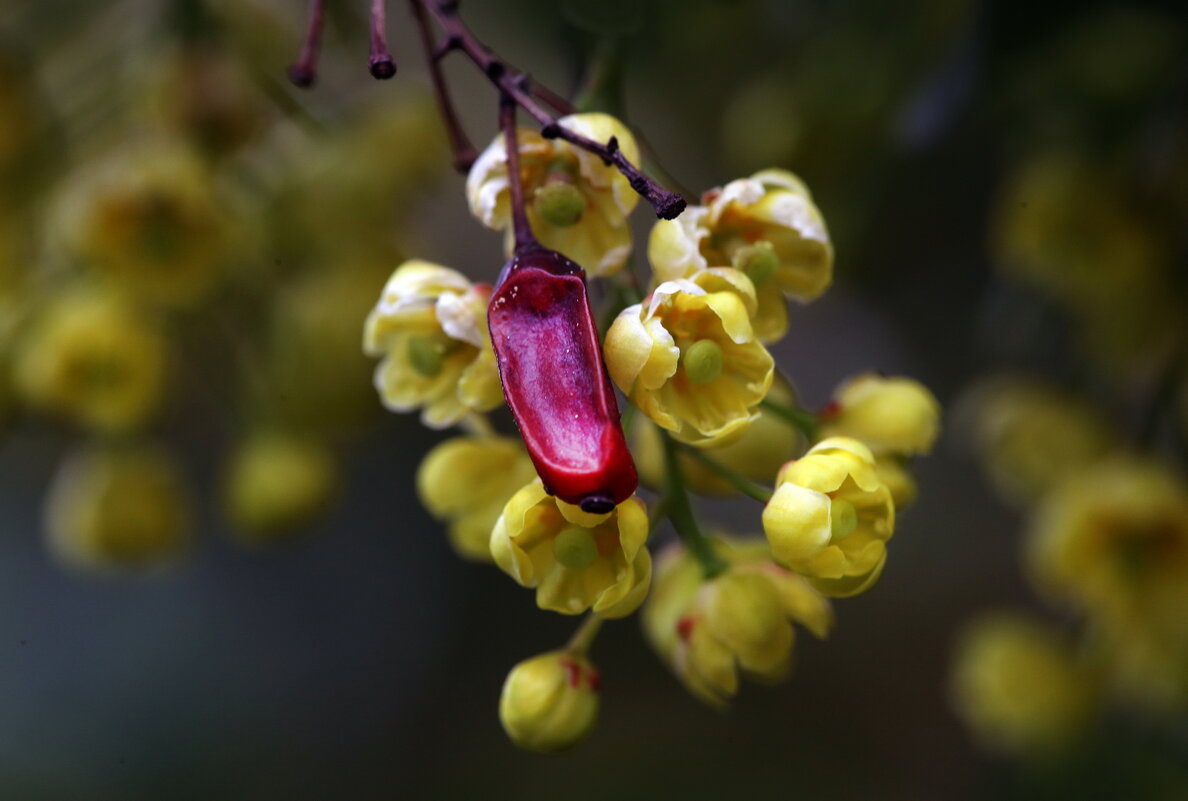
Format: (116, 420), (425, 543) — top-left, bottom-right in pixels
(819, 373), (941, 456)
(631, 375), (803, 496)
(416, 435), (538, 561)
(950, 612), (1096, 756)
(992, 155), (1178, 369)
(490, 479), (651, 617)
(362, 260), (503, 429)
(54, 144), (233, 308)
(44, 443), (191, 574)
(499, 649), (600, 753)
(648, 168), (833, 342)
(605, 278), (773, 447)
(14, 288), (167, 433)
(466, 113), (640, 276)
(762, 437), (895, 597)
(642, 537), (831, 708)
(222, 432), (338, 544)
(955, 377), (1116, 507)
(1027, 459), (1188, 636)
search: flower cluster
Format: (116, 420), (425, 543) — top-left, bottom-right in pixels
(952, 379), (1188, 752)
(358, 16), (939, 746)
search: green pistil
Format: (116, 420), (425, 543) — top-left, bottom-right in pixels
(533, 182), (586, 227)
(732, 240), (778, 287)
(830, 499), (858, 541)
(682, 339), (723, 385)
(553, 526), (599, 570)
(407, 336), (450, 378)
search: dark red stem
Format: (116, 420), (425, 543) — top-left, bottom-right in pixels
(500, 92), (538, 254)
(287, 0), (325, 88)
(369, 0), (397, 79)
(410, 0), (477, 172)
(414, 0), (686, 219)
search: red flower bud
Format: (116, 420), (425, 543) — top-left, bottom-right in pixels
(488, 248), (638, 513)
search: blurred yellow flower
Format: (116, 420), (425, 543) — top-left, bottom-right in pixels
(1027, 459), (1188, 637)
(642, 537), (831, 708)
(649, 168), (833, 342)
(499, 649), (601, 753)
(820, 373), (941, 456)
(631, 375), (802, 496)
(955, 377), (1116, 507)
(950, 612), (1096, 756)
(44, 443), (191, 574)
(467, 113), (640, 276)
(416, 435), (538, 561)
(14, 288), (167, 433)
(605, 278), (773, 447)
(490, 479), (651, 617)
(762, 437), (895, 597)
(993, 155), (1179, 369)
(222, 432), (339, 544)
(363, 260), (502, 429)
(54, 144), (233, 308)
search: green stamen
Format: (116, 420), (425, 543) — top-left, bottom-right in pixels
(533, 182), (586, 227)
(553, 526), (598, 570)
(682, 339), (724, 385)
(408, 336), (448, 378)
(830, 499), (858, 541)
(732, 240), (778, 286)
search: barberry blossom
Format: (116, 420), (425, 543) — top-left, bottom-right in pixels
(643, 538), (832, 708)
(490, 479), (651, 617)
(363, 260), (503, 428)
(467, 113), (641, 277)
(648, 168), (833, 342)
(762, 437), (895, 597)
(604, 277), (773, 447)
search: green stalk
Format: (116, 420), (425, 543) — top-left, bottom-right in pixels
(566, 614), (604, 657)
(760, 399), (820, 440)
(660, 432), (728, 578)
(679, 447), (774, 503)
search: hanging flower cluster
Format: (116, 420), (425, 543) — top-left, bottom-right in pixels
(342, 0), (939, 753)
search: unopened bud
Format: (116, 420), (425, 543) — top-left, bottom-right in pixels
(499, 650), (600, 753)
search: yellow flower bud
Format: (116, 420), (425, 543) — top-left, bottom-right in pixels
(819, 373), (941, 456)
(222, 433), (338, 544)
(642, 537), (831, 708)
(604, 279), (773, 447)
(416, 436), (538, 561)
(467, 113), (640, 276)
(762, 437), (895, 597)
(950, 612), (1096, 756)
(14, 288), (167, 433)
(499, 650), (600, 753)
(363, 260), (503, 429)
(491, 479), (651, 617)
(44, 443), (191, 574)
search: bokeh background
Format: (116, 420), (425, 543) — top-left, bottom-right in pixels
(1, 0), (1186, 798)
